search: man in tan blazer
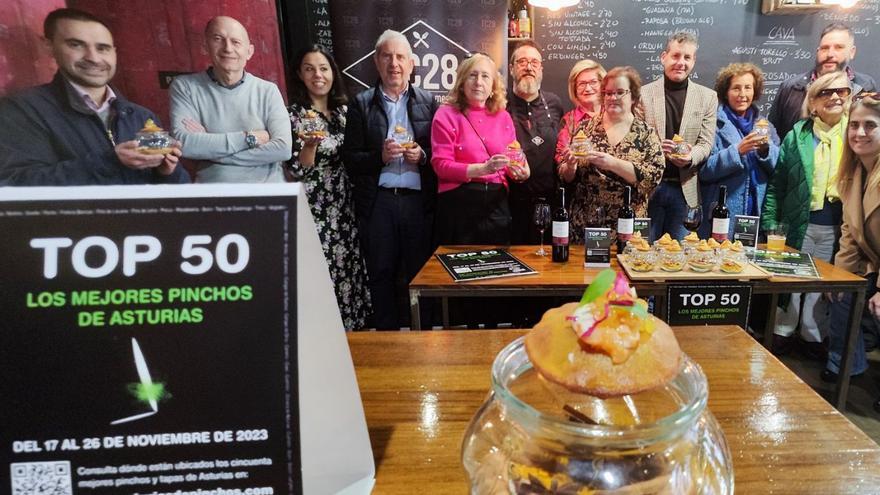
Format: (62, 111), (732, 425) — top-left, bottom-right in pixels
(641, 32), (717, 241)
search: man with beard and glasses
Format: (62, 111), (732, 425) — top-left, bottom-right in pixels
(506, 40), (564, 244)
(0, 8), (189, 185)
(770, 23), (877, 140)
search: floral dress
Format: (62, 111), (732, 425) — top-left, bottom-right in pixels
(568, 115), (664, 243)
(289, 103), (371, 330)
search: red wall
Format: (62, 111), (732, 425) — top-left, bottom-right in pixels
(0, 0), (66, 96)
(70, 0), (288, 124)
(0, 0), (287, 125)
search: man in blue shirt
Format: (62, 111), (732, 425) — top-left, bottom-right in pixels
(343, 30), (439, 329)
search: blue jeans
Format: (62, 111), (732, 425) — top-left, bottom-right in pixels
(825, 279), (877, 376)
(648, 181), (689, 241)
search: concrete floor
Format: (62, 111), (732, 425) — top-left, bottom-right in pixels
(776, 343), (880, 444)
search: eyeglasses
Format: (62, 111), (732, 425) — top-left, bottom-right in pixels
(576, 80), (601, 91)
(853, 91), (879, 103)
(515, 58), (542, 69)
(602, 89), (631, 99)
(816, 87), (852, 99)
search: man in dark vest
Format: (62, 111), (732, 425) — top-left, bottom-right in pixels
(343, 30), (438, 330)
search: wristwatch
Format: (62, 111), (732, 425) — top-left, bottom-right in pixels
(245, 132), (257, 149)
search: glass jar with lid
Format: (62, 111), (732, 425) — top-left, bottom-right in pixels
(462, 337), (733, 494)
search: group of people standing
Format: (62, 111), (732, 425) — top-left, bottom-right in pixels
(1, 9), (880, 410)
(287, 22), (880, 410)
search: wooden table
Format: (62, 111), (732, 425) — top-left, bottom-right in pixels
(349, 327), (880, 494)
(409, 245), (867, 410)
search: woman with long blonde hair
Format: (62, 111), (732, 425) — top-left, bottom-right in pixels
(823, 92), (880, 413)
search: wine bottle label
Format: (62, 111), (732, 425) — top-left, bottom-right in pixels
(712, 218), (730, 240)
(617, 218), (634, 236)
(552, 221), (569, 245)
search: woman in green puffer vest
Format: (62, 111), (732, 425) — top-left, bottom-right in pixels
(761, 71), (852, 356)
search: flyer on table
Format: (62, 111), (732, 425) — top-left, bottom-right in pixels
(0, 188), (302, 495)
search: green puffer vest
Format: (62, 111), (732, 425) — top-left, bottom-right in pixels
(760, 119), (816, 251)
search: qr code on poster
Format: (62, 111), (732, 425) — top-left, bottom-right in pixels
(10, 461), (72, 495)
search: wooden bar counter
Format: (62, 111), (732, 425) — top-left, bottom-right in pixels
(409, 245), (867, 410)
(348, 326), (880, 494)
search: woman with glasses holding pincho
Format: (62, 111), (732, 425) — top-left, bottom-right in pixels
(824, 91), (880, 411)
(554, 59), (606, 180)
(761, 71), (853, 357)
(558, 66), (664, 243)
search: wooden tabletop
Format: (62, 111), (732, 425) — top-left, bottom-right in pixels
(349, 326), (880, 494)
(410, 245), (865, 294)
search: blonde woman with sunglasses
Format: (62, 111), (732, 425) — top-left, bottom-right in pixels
(761, 70), (852, 356)
(824, 92), (880, 412)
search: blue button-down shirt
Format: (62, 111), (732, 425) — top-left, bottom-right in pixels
(378, 85), (421, 190)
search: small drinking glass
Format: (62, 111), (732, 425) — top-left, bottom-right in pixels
(533, 202), (551, 256)
(391, 122), (414, 148)
(299, 111), (327, 139)
(570, 136), (593, 164)
(766, 222), (788, 251)
(755, 118), (771, 144)
(505, 147), (525, 169)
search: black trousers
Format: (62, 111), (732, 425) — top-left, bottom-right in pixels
(435, 182), (511, 245)
(359, 188), (431, 330)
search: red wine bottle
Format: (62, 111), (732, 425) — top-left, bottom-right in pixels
(552, 187), (569, 262)
(616, 186), (634, 252)
(711, 185), (730, 241)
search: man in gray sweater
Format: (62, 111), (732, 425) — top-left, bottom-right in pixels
(170, 16), (291, 183)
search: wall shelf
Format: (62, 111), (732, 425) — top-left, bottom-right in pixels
(762, 0), (835, 15)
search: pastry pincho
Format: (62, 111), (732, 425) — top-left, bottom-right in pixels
(525, 269), (682, 397)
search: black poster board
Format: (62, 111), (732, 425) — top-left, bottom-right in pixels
(751, 249), (820, 278)
(535, 1), (880, 113)
(437, 249), (536, 281)
(667, 283), (752, 327)
(0, 192), (302, 495)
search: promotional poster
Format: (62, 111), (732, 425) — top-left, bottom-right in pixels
(0, 190), (302, 495)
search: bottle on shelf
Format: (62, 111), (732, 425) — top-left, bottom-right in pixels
(508, 12), (519, 38)
(518, 9), (531, 38)
(552, 187), (569, 263)
(616, 186), (634, 253)
(711, 185), (730, 241)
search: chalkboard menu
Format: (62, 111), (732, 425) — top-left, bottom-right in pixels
(535, 0), (880, 113)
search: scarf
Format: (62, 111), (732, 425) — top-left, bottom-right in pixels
(722, 104), (755, 135)
(811, 116), (845, 211)
(722, 104), (761, 215)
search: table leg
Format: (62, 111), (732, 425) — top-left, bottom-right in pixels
(442, 297), (450, 328)
(834, 288), (866, 411)
(409, 289), (422, 331)
(762, 293), (779, 349)
(654, 295), (667, 320)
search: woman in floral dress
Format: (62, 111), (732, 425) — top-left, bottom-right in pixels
(288, 44), (371, 330)
(557, 66), (664, 243)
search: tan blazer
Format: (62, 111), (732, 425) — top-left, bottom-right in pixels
(640, 78), (717, 207)
(836, 167), (880, 289)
